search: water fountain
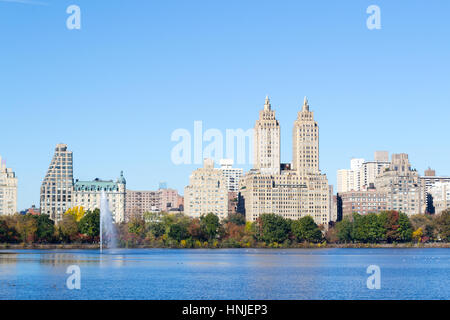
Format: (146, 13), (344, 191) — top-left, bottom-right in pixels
(100, 191), (117, 253)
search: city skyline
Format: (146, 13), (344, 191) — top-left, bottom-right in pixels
(1, 0), (450, 210)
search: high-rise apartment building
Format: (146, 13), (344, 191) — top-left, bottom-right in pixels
(293, 97), (320, 174)
(375, 153), (422, 216)
(240, 97), (330, 226)
(254, 96), (280, 175)
(72, 172), (126, 223)
(184, 159), (229, 220)
(40, 144), (74, 221)
(429, 182), (450, 214)
(337, 152), (390, 193)
(337, 158), (364, 193)
(219, 159), (243, 192)
(0, 155), (18, 215)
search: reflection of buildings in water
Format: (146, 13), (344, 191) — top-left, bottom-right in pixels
(39, 253), (100, 266)
(99, 254), (126, 268)
(0, 253), (19, 279)
(0, 253), (19, 265)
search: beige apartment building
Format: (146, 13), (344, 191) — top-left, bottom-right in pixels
(126, 188), (183, 220)
(0, 155), (18, 215)
(72, 172), (126, 223)
(375, 153), (423, 216)
(254, 96), (281, 175)
(40, 144), (74, 221)
(239, 97), (330, 226)
(184, 158), (229, 220)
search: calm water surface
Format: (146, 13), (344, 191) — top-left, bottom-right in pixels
(0, 248), (448, 300)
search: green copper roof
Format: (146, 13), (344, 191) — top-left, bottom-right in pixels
(74, 178), (119, 191)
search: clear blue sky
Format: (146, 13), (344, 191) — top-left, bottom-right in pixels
(1, 0), (449, 210)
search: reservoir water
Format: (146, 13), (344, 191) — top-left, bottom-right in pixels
(0, 248), (448, 300)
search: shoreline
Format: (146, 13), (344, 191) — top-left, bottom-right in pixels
(0, 243), (449, 250)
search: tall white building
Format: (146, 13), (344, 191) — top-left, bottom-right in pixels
(40, 144), (74, 221)
(0, 155), (18, 215)
(240, 97), (330, 226)
(429, 182), (450, 214)
(219, 159), (243, 192)
(337, 152), (390, 193)
(184, 158), (229, 220)
(254, 96), (280, 175)
(337, 158), (364, 193)
(73, 172), (126, 223)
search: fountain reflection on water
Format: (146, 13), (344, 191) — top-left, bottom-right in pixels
(100, 191), (117, 253)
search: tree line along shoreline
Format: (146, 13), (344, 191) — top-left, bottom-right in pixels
(0, 208), (449, 249)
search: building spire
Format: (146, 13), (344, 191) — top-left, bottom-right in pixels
(264, 95), (271, 111)
(302, 96), (309, 111)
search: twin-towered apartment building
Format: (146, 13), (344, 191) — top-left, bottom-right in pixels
(185, 96), (331, 226)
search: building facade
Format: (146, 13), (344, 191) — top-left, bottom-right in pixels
(239, 97), (330, 226)
(337, 152), (390, 193)
(0, 155), (18, 215)
(375, 153), (422, 216)
(219, 159), (243, 192)
(429, 182), (450, 214)
(337, 158), (364, 193)
(339, 187), (388, 217)
(73, 172), (126, 223)
(184, 158), (229, 220)
(40, 144), (74, 221)
(254, 96), (281, 175)
(419, 168), (450, 212)
(125, 188), (183, 220)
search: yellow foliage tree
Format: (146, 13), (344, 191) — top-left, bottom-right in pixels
(65, 206), (86, 222)
(412, 227), (423, 243)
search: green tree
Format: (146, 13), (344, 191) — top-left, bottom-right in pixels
(0, 219), (18, 243)
(168, 223), (188, 242)
(149, 222), (165, 238)
(200, 213), (220, 240)
(35, 214), (55, 243)
(257, 214), (290, 244)
(335, 217), (353, 243)
(291, 216), (322, 243)
(397, 212), (413, 242)
(224, 213), (246, 226)
(79, 209), (100, 238)
(351, 213), (385, 243)
(128, 216), (146, 237)
(435, 209), (450, 241)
